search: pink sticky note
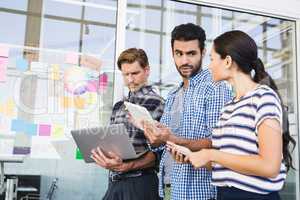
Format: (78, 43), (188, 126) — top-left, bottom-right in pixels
(39, 124), (51, 136)
(99, 73), (108, 92)
(0, 46), (9, 57)
(65, 53), (78, 65)
(0, 57), (8, 82)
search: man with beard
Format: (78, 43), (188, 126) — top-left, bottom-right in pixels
(142, 23), (232, 200)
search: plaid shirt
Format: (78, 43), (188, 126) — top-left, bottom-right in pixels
(109, 85), (165, 173)
(159, 69), (232, 200)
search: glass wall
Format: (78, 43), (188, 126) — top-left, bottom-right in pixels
(125, 1), (298, 199)
(0, 0), (116, 199)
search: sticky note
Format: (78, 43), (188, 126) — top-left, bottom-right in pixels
(99, 73), (108, 86)
(0, 46), (9, 57)
(52, 124), (64, 139)
(87, 92), (97, 105)
(39, 124), (51, 136)
(60, 96), (73, 108)
(16, 58), (29, 71)
(7, 98), (15, 108)
(52, 64), (60, 72)
(65, 53), (78, 65)
(76, 148), (83, 160)
(50, 64), (60, 80)
(11, 119), (26, 132)
(25, 123), (37, 136)
(80, 55), (102, 71)
(13, 146), (31, 155)
(99, 73), (108, 92)
(74, 96), (85, 109)
(5, 98), (16, 117)
(0, 57), (8, 82)
(13, 133), (31, 155)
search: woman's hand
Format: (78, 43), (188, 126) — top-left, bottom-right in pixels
(189, 149), (212, 169)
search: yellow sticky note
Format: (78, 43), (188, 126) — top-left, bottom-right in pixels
(52, 124), (64, 139)
(74, 97), (85, 109)
(60, 97), (73, 108)
(4, 99), (16, 117)
(6, 99), (15, 109)
(87, 92), (97, 105)
(50, 64), (60, 80)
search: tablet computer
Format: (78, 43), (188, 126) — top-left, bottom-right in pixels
(124, 101), (154, 124)
(71, 124), (146, 163)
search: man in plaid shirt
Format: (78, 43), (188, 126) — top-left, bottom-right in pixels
(143, 23), (232, 200)
(91, 48), (164, 200)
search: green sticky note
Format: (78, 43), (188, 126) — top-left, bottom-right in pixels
(76, 148), (83, 160)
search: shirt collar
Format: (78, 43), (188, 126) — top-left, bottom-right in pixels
(127, 85), (153, 98)
(189, 69), (207, 87)
(169, 69), (208, 95)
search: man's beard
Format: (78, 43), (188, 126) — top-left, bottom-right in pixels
(176, 58), (202, 79)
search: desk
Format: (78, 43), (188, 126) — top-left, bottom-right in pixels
(0, 155), (26, 200)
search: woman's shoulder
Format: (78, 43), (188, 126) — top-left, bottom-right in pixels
(254, 85), (280, 101)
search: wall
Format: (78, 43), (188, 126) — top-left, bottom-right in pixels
(187, 0), (300, 19)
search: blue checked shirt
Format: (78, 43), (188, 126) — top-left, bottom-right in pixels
(159, 69), (232, 200)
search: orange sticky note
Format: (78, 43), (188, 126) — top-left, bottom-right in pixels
(74, 97), (85, 109)
(60, 97), (72, 108)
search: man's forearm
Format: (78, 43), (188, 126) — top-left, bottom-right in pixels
(168, 135), (211, 151)
(125, 151), (156, 171)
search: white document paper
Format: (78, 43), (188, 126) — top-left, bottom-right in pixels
(124, 101), (154, 124)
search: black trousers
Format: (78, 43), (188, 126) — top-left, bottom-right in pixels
(217, 187), (281, 200)
(102, 173), (160, 200)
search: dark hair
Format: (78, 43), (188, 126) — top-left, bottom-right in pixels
(171, 23), (206, 52)
(117, 48), (149, 70)
(213, 30), (296, 171)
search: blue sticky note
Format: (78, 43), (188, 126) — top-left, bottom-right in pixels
(11, 119), (26, 132)
(25, 123), (37, 136)
(16, 58), (28, 71)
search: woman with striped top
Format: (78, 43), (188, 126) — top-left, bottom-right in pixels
(169, 30), (295, 200)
